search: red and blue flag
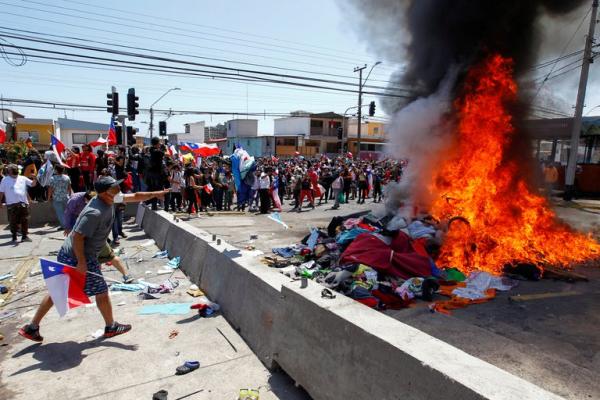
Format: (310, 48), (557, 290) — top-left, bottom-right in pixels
(107, 119), (118, 146)
(50, 134), (68, 166)
(40, 258), (91, 317)
(179, 142), (220, 157)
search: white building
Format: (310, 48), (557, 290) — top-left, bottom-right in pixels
(274, 112), (344, 156)
(55, 118), (108, 148)
(181, 121), (206, 143)
(227, 119), (258, 137)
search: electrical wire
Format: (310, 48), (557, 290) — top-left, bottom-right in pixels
(0, 36), (26, 66)
(20, 0), (402, 69)
(532, 5), (592, 99)
(0, 31), (415, 94)
(59, 0), (401, 65)
(0, 26), (397, 85)
(0, 97), (350, 117)
(0, 46), (410, 98)
(0, 10), (393, 78)
(0, 1), (399, 79)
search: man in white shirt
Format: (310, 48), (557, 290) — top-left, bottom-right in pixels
(0, 164), (38, 242)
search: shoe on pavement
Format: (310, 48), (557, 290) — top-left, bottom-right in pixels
(21, 236), (32, 243)
(103, 322), (132, 338)
(18, 324), (43, 342)
(122, 275), (134, 284)
(119, 232), (128, 239)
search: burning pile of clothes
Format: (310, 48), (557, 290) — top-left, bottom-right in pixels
(269, 211), (524, 313)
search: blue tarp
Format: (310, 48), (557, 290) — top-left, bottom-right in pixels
(138, 302), (193, 315)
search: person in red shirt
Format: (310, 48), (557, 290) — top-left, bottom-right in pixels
(65, 146), (82, 192)
(79, 144), (96, 191)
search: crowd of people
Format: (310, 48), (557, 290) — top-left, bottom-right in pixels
(0, 138), (406, 244)
(0, 137), (405, 344)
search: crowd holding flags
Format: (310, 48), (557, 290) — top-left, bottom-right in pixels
(178, 142), (220, 157)
(89, 119), (118, 148)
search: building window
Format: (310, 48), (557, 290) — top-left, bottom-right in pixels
(373, 127), (379, 135)
(72, 133), (97, 144)
(310, 120), (323, 128)
(17, 131), (39, 143)
(326, 143), (338, 153)
(276, 138), (296, 146)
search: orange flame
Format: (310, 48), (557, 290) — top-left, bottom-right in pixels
(429, 54), (600, 273)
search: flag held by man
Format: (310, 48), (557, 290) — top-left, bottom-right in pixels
(50, 134), (68, 167)
(40, 258), (90, 317)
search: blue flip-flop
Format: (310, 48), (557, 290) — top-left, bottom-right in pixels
(175, 361), (200, 375)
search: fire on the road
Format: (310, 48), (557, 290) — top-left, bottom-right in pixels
(429, 54), (600, 273)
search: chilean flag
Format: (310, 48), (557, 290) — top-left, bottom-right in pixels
(0, 121), (6, 144)
(40, 258), (91, 317)
(167, 144), (178, 157)
(204, 183), (213, 194)
(179, 142), (220, 157)
(107, 119), (118, 146)
(50, 134), (68, 166)
(89, 136), (107, 148)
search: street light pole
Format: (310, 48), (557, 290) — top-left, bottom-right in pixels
(354, 65), (366, 158)
(564, 0), (598, 200)
(149, 87), (181, 138)
(354, 62), (381, 159)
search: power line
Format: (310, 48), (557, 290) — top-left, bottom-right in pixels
(9, 57), (371, 99)
(0, 97), (351, 117)
(0, 10), (395, 78)
(0, 44), (411, 98)
(0, 1), (400, 79)
(20, 0), (400, 69)
(0, 75), (356, 107)
(533, 5), (592, 99)
(0, 26), (397, 85)
(59, 0), (400, 65)
(0, 31), (414, 94)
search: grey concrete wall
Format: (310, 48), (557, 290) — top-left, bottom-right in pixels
(139, 206), (563, 400)
(1, 201), (138, 227)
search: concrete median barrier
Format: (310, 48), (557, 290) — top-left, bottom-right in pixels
(139, 206), (563, 400)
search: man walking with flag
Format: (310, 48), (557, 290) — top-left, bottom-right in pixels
(18, 176), (167, 342)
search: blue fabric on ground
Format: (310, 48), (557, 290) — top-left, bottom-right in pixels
(138, 302), (193, 315)
(111, 283), (146, 292)
(407, 221), (437, 239)
(336, 228), (370, 245)
(307, 228), (319, 250)
(272, 247), (295, 258)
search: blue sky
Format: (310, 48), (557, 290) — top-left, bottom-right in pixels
(0, 0), (399, 135)
(0, 0), (597, 136)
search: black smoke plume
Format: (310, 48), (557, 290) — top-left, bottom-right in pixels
(347, 0), (588, 112)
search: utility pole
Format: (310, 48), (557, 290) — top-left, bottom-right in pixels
(149, 108), (154, 139)
(564, 0), (598, 200)
(354, 65), (366, 159)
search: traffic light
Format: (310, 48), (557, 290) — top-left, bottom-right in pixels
(107, 91), (119, 116)
(127, 88), (139, 121)
(115, 124), (123, 145)
(159, 121), (167, 136)
(368, 101), (376, 117)
(126, 126), (136, 146)
(337, 126), (343, 140)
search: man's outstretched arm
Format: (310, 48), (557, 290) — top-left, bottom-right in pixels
(122, 189), (169, 204)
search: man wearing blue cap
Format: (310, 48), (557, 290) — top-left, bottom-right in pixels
(19, 176), (167, 342)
